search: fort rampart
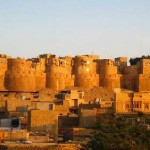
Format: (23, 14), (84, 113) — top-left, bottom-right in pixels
(0, 54), (149, 92)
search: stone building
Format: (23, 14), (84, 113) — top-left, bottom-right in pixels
(115, 89), (150, 114)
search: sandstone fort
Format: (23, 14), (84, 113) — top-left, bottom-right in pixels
(0, 53), (150, 149)
(0, 53), (149, 92)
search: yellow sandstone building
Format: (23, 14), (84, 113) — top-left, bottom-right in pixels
(115, 89), (150, 114)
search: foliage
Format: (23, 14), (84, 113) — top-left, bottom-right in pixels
(129, 55), (150, 65)
(86, 117), (150, 150)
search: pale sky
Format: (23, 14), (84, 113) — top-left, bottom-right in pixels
(0, 0), (150, 60)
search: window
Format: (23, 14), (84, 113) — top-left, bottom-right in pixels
(125, 102), (131, 110)
(133, 101), (142, 108)
(79, 93), (83, 99)
(144, 103), (149, 109)
(126, 104), (130, 109)
(49, 104), (53, 110)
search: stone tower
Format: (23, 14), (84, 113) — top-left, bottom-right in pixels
(46, 56), (74, 90)
(5, 58), (36, 92)
(99, 59), (122, 90)
(73, 55), (99, 88)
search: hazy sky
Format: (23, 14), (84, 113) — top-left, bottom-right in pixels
(0, 0), (150, 60)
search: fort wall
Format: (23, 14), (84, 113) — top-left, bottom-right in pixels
(122, 66), (138, 91)
(0, 54), (149, 92)
(137, 74), (150, 92)
(139, 59), (150, 74)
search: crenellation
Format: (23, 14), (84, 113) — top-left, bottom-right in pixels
(139, 59), (150, 74)
(115, 57), (128, 73)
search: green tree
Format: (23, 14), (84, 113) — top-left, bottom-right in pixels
(86, 117), (150, 150)
(129, 55), (150, 65)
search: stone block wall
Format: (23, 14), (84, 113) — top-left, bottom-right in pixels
(79, 109), (97, 127)
(6, 99), (35, 112)
(115, 91), (133, 114)
(28, 110), (58, 132)
(115, 90), (150, 114)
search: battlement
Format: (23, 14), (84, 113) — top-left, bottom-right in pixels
(0, 58), (7, 64)
(115, 57), (127, 63)
(99, 59), (114, 66)
(39, 53), (55, 59)
(0, 58), (8, 71)
(139, 59), (150, 74)
(123, 66), (138, 75)
(48, 57), (73, 67)
(99, 59), (118, 75)
(6, 70), (35, 75)
(60, 56), (72, 59)
(75, 54), (99, 59)
(7, 58), (32, 70)
(141, 59), (150, 64)
(114, 57), (127, 73)
(0, 54), (11, 58)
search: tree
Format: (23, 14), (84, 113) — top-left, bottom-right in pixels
(86, 116), (150, 150)
(129, 55), (150, 65)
